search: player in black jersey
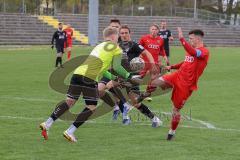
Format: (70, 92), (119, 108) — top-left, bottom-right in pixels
(51, 23), (67, 68)
(158, 20), (174, 59)
(106, 25), (162, 127)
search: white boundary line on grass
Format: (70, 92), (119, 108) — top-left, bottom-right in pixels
(0, 115), (240, 133)
(1, 96), (239, 133)
(1, 96), (216, 129)
(161, 112), (216, 129)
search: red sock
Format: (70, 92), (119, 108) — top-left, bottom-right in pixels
(171, 114), (181, 131)
(67, 51), (71, 60)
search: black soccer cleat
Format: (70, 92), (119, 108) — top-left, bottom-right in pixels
(166, 134), (175, 141)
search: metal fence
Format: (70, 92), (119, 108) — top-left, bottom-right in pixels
(0, 0), (239, 26)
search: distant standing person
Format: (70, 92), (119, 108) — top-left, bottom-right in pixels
(64, 24), (73, 60)
(51, 23), (66, 68)
(158, 20), (174, 59)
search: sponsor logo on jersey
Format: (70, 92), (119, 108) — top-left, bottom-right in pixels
(184, 56), (194, 63)
(148, 44), (160, 49)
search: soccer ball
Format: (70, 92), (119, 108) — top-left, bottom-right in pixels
(130, 57), (145, 71)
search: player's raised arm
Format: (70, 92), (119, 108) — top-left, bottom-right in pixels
(177, 27), (205, 58)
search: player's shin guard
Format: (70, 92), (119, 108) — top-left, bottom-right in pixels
(137, 103), (155, 119)
(171, 113), (181, 131)
(101, 92), (115, 107)
(110, 87), (127, 103)
(117, 100), (124, 113)
(50, 100), (70, 121)
(72, 107), (93, 128)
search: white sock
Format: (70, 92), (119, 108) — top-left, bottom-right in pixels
(45, 117), (54, 129)
(66, 124), (77, 135)
(169, 129), (176, 135)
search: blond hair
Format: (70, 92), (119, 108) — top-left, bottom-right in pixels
(103, 27), (118, 39)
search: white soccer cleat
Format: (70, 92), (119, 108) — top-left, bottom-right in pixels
(151, 116), (163, 128)
(63, 131), (77, 142)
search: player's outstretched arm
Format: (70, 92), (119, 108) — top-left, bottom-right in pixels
(170, 61), (184, 70)
(141, 50), (158, 73)
(112, 55), (130, 79)
(177, 27), (198, 57)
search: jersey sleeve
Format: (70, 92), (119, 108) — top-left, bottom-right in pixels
(112, 55), (130, 79)
(51, 31), (57, 45)
(134, 43), (145, 55)
(179, 38), (207, 59)
(171, 61), (184, 69)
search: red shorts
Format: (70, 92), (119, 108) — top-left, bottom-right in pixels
(64, 40), (72, 48)
(162, 72), (192, 109)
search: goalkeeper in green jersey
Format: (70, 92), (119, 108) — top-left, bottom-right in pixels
(39, 27), (140, 142)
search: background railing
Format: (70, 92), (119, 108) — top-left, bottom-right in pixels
(0, 0), (239, 26)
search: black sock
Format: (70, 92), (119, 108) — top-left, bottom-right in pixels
(101, 92), (115, 107)
(55, 57), (59, 67)
(73, 107), (93, 128)
(109, 87), (126, 102)
(50, 100), (69, 121)
(137, 103), (155, 119)
(118, 100), (124, 113)
(59, 57), (62, 66)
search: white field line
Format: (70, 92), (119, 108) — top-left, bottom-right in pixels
(161, 112), (216, 129)
(0, 96), (239, 132)
(0, 115), (240, 133)
(1, 96), (216, 129)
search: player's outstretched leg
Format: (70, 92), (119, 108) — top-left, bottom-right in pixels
(64, 107), (95, 142)
(135, 103), (162, 127)
(39, 99), (75, 140)
(167, 107), (181, 141)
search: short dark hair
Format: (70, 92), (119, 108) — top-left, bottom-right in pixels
(189, 29), (204, 37)
(58, 22), (62, 25)
(120, 25), (131, 33)
(110, 18), (121, 25)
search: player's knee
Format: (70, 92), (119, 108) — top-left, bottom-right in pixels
(66, 98), (76, 107)
(106, 81), (114, 89)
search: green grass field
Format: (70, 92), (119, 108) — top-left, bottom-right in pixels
(0, 46), (240, 160)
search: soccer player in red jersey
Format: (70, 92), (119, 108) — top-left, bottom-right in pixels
(64, 24), (73, 60)
(138, 24), (169, 100)
(142, 27), (210, 140)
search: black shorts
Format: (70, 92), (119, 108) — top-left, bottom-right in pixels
(67, 74), (98, 105)
(56, 45), (64, 53)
